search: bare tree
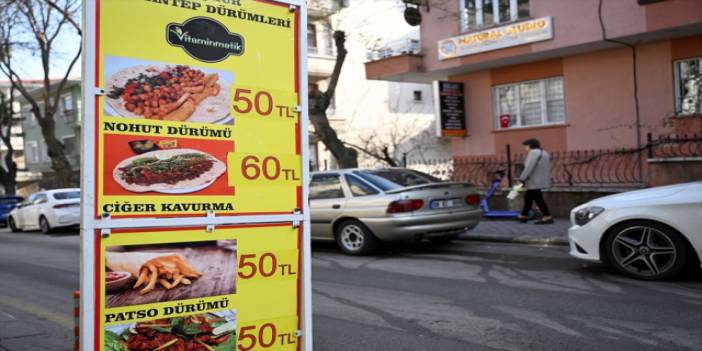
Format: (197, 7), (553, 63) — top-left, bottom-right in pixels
(309, 30), (359, 168)
(345, 117), (439, 168)
(0, 0), (81, 187)
(0, 89), (18, 194)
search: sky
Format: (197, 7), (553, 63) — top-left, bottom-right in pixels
(1, 3), (82, 82)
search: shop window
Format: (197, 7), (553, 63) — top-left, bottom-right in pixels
(493, 77), (565, 129)
(674, 57), (702, 115)
(461, 0), (530, 32)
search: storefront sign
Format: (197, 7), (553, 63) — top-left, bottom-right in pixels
(81, 1), (311, 350)
(433, 81), (466, 137)
(438, 17), (553, 60)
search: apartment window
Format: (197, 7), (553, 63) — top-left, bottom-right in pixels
(41, 143), (50, 162)
(493, 77), (565, 129)
(413, 90), (423, 102)
(22, 106), (36, 126)
(307, 24), (318, 54)
(62, 135), (77, 156)
(25, 141), (38, 163)
(62, 94), (76, 123)
(461, 0), (530, 32)
(674, 57), (702, 115)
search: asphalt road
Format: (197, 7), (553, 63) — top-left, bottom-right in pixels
(0, 230), (78, 351)
(0, 229), (701, 351)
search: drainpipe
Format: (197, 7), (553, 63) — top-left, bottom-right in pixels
(598, 0), (644, 184)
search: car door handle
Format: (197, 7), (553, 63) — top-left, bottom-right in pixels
(331, 204), (341, 209)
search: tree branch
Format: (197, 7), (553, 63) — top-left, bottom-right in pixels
(46, 0), (81, 35)
(51, 44), (81, 111)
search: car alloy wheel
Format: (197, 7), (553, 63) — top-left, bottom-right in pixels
(40, 216), (52, 234)
(335, 220), (378, 256)
(606, 221), (689, 280)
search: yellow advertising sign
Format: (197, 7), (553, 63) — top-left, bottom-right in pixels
(99, 224), (301, 351)
(95, 0), (302, 218)
(81, 0), (310, 350)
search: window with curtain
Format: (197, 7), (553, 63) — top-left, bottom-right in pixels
(461, 0), (530, 32)
(674, 57), (702, 115)
(493, 77), (565, 129)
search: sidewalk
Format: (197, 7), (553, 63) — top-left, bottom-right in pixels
(458, 217), (570, 245)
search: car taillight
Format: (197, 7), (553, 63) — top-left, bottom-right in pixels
(387, 199), (424, 213)
(465, 194), (480, 206)
(54, 203), (77, 209)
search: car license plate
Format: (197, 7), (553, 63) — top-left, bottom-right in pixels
(430, 198), (460, 209)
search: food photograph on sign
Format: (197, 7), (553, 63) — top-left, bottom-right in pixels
(103, 134), (233, 196)
(104, 310), (237, 351)
(104, 56), (233, 125)
(105, 240), (237, 308)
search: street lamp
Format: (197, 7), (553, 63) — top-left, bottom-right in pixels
(402, 0), (429, 26)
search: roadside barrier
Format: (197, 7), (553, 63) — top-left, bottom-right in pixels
(74, 290), (80, 351)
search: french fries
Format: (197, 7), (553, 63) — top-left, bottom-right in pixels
(132, 254), (202, 295)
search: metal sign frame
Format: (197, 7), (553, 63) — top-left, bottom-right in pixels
(80, 0), (312, 349)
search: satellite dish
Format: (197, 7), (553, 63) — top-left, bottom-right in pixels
(404, 7), (421, 26)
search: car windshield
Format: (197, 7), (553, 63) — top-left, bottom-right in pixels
(353, 169), (441, 191)
(53, 191), (80, 200)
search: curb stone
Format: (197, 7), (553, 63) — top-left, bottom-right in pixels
(457, 234), (570, 246)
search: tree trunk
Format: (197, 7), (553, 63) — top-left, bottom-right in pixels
(1, 174), (16, 195)
(38, 115), (74, 187)
(0, 92), (17, 195)
(307, 30), (358, 169)
(309, 94), (358, 168)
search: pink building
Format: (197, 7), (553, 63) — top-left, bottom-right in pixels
(365, 0), (702, 191)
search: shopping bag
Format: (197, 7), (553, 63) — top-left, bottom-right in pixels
(507, 183), (524, 200)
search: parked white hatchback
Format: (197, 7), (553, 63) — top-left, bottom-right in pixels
(7, 188), (81, 233)
(568, 181), (702, 280)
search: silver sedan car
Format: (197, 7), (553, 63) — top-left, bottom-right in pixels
(310, 168), (481, 255)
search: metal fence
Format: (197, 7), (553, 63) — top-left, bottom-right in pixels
(452, 133), (702, 189)
(366, 38), (421, 62)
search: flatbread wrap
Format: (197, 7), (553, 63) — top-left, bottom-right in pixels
(105, 64), (230, 124)
(113, 148), (226, 193)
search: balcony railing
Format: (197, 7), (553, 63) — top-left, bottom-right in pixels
(308, 0), (343, 19)
(366, 38), (421, 62)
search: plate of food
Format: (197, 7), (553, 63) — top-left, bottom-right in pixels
(105, 271), (133, 293)
(113, 149), (226, 194)
(104, 312), (236, 351)
(105, 64), (231, 124)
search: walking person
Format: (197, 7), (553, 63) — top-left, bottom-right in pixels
(516, 138), (554, 224)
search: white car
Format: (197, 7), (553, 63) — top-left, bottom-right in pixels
(8, 188), (81, 233)
(568, 182), (702, 280)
